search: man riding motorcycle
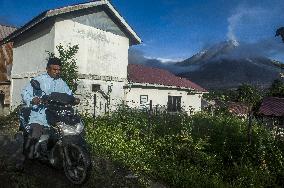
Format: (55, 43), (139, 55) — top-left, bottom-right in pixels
(21, 57), (79, 159)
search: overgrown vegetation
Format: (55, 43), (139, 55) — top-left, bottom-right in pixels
(1, 103), (284, 187)
(0, 107), (19, 135)
(84, 108), (284, 187)
(268, 79), (284, 97)
(2, 66), (284, 187)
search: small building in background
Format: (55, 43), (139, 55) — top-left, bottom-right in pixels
(126, 64), (206, 115)
(258, 97), (284, 138)
(227, 101), (250, 119)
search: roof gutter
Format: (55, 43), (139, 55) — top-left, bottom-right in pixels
(125, 82), (207, 93)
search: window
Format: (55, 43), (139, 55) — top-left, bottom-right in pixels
(92, 84), (100, 92)
(0, 91), (4, 110)
(168, 96), (181, 112)
(140, 95), (148, 104)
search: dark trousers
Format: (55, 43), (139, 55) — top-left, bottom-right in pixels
(29, 123), (44, 139)
(25, 123), (44, 159)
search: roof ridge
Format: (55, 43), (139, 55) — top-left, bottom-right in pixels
(0, 0), (141, 45)
(0, 24), (17, 29)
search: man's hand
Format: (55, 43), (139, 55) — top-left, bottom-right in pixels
(32, 97), (42, 105)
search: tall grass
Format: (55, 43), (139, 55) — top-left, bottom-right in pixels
(84, 108), (284, 187)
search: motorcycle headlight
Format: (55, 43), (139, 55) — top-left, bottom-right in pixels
(58, 121), (84, 136)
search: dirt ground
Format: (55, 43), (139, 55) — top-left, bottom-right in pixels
(0, 154), (144, 188)
(0, 133), (143, 188)
(0, 114), (165, 188)
(0, 120), (142, 188)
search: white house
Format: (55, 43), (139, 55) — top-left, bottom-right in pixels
(126, 64), (206, 115)
(0, 0), (141, 116)
(0, 0), (206, 116)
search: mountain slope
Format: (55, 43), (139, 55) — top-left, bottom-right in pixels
(178, 57), (281, 89)
(176, 40), (239, 67)
(175, 40), (282, 89)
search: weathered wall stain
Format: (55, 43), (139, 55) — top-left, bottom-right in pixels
(0, 42), (13, 106)
(0, 42), (13, 82)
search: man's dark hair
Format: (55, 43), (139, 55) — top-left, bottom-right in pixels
(47, 57), (62, 67)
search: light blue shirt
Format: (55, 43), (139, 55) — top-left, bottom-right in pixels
(21, 73), (72, 127)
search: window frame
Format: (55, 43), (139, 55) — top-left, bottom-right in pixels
(167, 95), (182, 112)
(140, 95), (148, 104)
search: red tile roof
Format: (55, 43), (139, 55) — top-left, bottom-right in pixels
(0, 25), (16, 41)
(127, 64), (207, 92)
(259, 97), (284, 117)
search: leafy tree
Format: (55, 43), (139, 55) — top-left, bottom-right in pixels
(203, 89), (237, 102)
(235, 84), (263, 144)
(267, 79), (284, 97)
(47, 44), (79, 92)
(236, 84), (262, 108)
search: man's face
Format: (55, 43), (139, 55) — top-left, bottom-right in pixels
(47, 64), (61, 79)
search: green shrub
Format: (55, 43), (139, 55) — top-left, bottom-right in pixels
(84, 109), (284, 187)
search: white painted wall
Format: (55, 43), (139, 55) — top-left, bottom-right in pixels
(75, 79), (125, 115)
(125, 85), (203, 115)
(53, 17), (129, 114)
(54, 18), (129, 79)
(11, 26), (55, 108)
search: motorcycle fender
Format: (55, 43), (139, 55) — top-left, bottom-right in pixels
(62, 135), (91, 152)
(49, 142), (64, 169)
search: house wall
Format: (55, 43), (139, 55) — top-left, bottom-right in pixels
(54, 18), (129, 78)
(76, 78), (126, 115)
(10, 25), (55, 109)
(71, 10), (127, 38)
(125, 86), (202, 115)
(54, 14), (129, 114)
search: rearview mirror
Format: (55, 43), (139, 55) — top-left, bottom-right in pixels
(30, 79), (41, 91)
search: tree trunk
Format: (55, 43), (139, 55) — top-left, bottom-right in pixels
(247, 105), (253, 145)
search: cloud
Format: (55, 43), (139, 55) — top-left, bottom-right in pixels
(145, 56), (184, 63)
(228, 37), (284, 61)
(128, 48), (147, 65)
(227, 5), (268, 42)
(226, 3), (284, 62)
(128, 48), (186, 73)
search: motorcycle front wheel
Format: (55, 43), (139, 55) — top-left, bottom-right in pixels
(63, 143), (92, 185)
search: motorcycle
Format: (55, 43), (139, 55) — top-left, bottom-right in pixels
(19, 79), (92, 185)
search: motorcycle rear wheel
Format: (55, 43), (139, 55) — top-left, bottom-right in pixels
(63, 143), (92, 185)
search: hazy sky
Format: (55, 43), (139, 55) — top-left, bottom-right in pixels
(1, 0), (284, 62)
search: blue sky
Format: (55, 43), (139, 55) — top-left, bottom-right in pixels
(0, 0), (284, 62)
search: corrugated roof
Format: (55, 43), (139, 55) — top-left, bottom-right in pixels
(228, 102), (249, 117)
(0, 0), (141, 45)
(0, 25), (17, 41)
(127, 64), (207, 92)
(259, 97), (284, 117)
